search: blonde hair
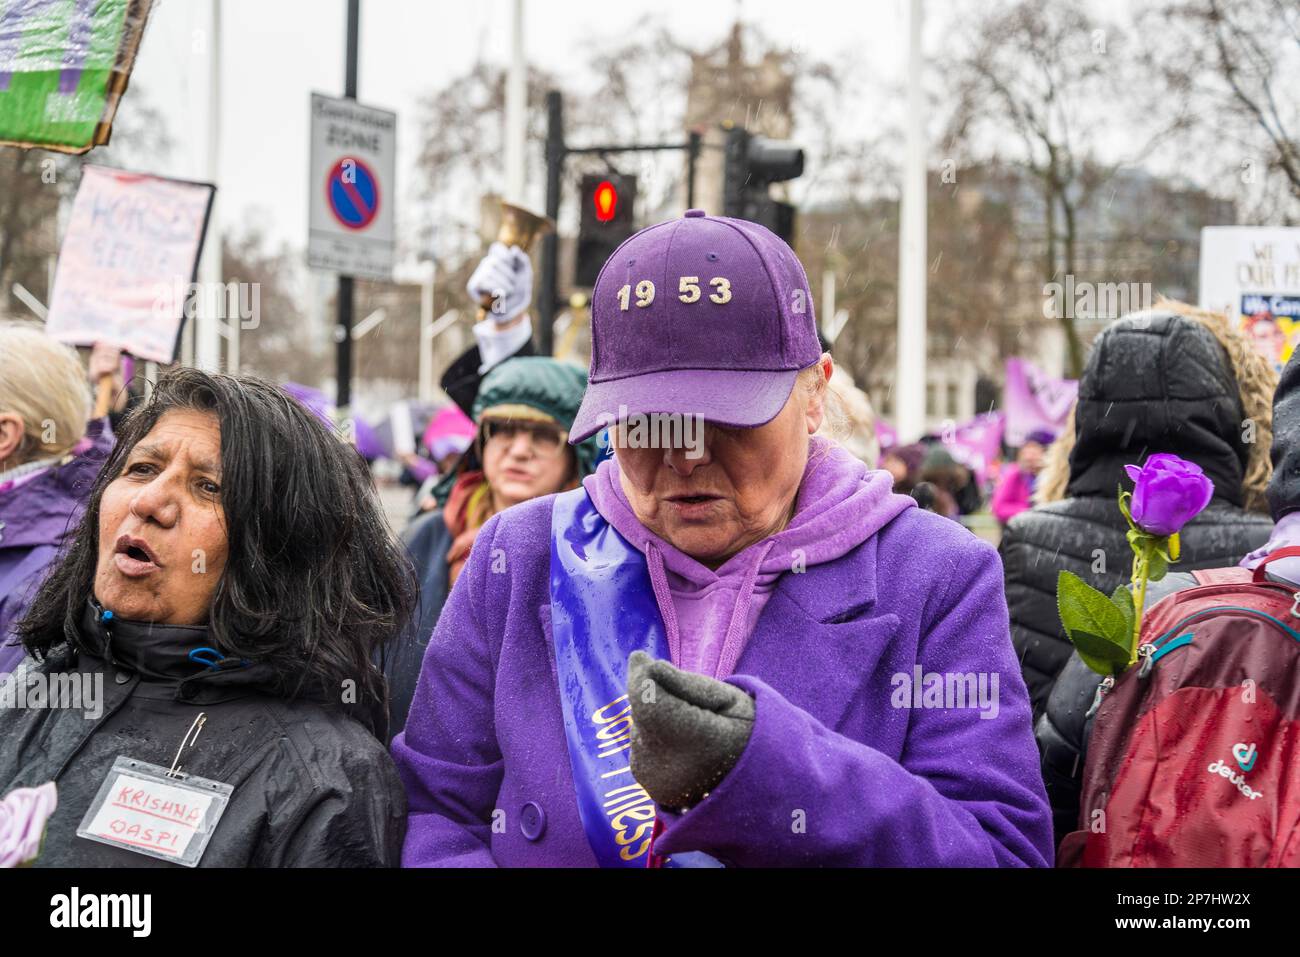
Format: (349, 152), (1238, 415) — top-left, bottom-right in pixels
(812, 363), (880, 467)
(0, 323), (90, 464)
(798, 356), (868, 464)
(1033, 406), (1074, 505)
(1034, 298), (1276, 513)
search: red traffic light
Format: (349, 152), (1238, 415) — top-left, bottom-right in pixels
(594, 180), (618, 222)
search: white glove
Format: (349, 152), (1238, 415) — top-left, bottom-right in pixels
(466, 241), (533, 324)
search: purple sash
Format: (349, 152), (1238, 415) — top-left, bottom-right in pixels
(549, 487), (719, 868)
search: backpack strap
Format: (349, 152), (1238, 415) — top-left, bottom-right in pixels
(1191, 567), (1252, 586)
(1251, 545), (1300, 583)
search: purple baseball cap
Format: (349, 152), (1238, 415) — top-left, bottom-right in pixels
(569, 209), (821, 444)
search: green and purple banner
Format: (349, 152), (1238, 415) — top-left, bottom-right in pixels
(0, 0), (152, 153)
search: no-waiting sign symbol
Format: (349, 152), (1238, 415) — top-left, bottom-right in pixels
(326, 157), (380, 230)
(308, 92), (395, 280)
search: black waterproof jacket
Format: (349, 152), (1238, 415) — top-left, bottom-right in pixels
(0, 601), (406, 867)
(1000, 312), (1272, 718)
(383, 508), (453, 739)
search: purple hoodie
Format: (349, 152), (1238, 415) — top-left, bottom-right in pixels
(0, 418), (114, 675)
(585, 438), (911, 679)
(392, 439), (1054, 866)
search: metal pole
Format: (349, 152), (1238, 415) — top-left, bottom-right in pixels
(336, 0), (359, 420)
(686, 129), (700, 210)
(895, 0), (927, 442)
(822, 270), (835, 340)
(228, 287), (240, 372)
(344, 2), (358, 118)
(418, 261), (435, 402)
(504, 0), (526, 205)
(195, 0), (222, 371)
(537, 90), (563, 356)
(223, 0), (238, 373)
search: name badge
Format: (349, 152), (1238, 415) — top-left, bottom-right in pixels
(77, 756), (233, 867)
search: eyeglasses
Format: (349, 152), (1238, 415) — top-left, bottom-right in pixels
(480, 419), (568, 457)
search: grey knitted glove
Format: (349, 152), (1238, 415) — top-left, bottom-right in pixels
(627, 650), (756, 811)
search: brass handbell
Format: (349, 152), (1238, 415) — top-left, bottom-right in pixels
(477, 200), (554, 322)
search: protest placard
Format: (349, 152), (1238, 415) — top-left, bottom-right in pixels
(0, 0), (153, 153)
(45, 165), (215, 364)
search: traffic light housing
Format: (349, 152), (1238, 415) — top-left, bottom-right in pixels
(575, 172), (637, 287)
(723, 126), (804, 245)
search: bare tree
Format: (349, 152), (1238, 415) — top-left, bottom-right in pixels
(224, 225), (325, 385)
(413, 16), (868, 258)
(943, 0), (1145, 377)
(1142, 0), (1300, 221)
(799, 161), (1028, 401)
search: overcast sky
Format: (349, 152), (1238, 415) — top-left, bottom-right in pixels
(116, 0), (1162, 266)
(120, 0), (923, 258)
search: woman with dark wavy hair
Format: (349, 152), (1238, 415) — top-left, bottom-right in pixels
(0, 368), (416, 867)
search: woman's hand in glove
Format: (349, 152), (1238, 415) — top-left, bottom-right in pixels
(627, 650), (755, 812)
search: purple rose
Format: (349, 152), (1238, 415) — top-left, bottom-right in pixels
(0, 782), (57, 868)
(1124, 453), (1214, 537)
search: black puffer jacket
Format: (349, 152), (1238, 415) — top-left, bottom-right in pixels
(0, 601), (406, 867)
(1000, 312), (1272, 718)
(1268, 341), (1300, 521)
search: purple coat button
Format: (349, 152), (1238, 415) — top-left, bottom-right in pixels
(520, 801), (546, 841)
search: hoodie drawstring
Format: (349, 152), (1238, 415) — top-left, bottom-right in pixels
(715, 541), (775, 680)
(647, 538), (774, 680)
(645, 541), (681, 665)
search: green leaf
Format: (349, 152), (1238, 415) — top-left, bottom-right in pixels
(1068, 629), (1132, 676)
(1110, 584), (1136, 635)
(1146, 548), (1168, 582)
(1057, 570), (1130, 647)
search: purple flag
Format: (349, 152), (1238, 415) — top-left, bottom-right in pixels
(1004, 358), (1076, 448)
(941, 412), (1005, 485)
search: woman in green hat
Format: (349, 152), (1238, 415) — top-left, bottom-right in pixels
(384, 356), (602, 736)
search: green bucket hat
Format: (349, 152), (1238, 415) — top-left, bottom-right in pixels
(432, 356), (605, 506)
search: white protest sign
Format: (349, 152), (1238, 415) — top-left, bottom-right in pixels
(308, 92), (396, 281)
(1200, 226), (1300, 370)
(45, 166), (215, 363)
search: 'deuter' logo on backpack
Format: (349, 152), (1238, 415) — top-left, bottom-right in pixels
(1232, 741), (1257, 773)
(1207, 743), (1264, 801)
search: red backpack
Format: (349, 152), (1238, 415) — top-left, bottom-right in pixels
(1059, 546), (1300, 867)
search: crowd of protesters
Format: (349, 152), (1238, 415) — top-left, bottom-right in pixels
(1, 208), (1295, 869)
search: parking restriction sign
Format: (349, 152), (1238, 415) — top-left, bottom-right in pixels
(308, 92), (395, 280)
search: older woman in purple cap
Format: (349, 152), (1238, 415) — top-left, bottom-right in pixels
(393, 210), (1053, 867)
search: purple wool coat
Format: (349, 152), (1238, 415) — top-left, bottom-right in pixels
(0, 418), (114, 676)
(392, 492), (1054, 867)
